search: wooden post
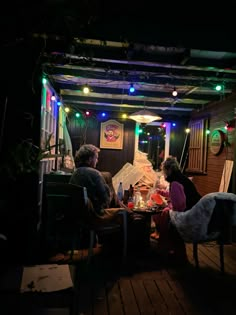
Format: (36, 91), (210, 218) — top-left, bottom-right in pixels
(54, 105), (60, 171)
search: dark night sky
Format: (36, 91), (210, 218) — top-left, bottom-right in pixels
(1, 1), (236, 52)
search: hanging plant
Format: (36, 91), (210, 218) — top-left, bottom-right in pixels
(0, 133), (61, 182)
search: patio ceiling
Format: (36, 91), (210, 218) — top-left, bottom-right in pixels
(42, 37), (236, 122)
(1, 1), (235, 123)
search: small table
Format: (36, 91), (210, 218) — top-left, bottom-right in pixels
(132, 208), (163, 247)
(132, 208), (163, 215)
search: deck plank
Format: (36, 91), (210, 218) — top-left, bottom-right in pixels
(131, 279), (156, 314)
(107, 281), (124, 315)
(1, 242), (236, 315)
(93, 283), (108, 315)
(143, 279), (168, 315)
(157, 279), (185, 315)
(204, 244), (236, 273)
(164, 275), (201, 315)
(119, 279), (140, 315)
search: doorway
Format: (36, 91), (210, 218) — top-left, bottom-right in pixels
(135, 122), (170, 171)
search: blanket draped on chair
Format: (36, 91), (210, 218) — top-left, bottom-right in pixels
(169, 192), (236, 242)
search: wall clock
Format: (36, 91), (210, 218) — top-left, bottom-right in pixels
(209, 129), (225, 155)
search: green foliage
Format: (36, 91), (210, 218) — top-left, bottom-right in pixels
(0, 134), (55, 181)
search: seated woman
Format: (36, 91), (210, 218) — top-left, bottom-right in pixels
(152, 156), (201, 261)
(149, 168), (170, 240)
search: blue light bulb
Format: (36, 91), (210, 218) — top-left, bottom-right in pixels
(129, 84), (135, 93)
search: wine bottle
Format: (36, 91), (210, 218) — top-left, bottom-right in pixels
(128, 184), (134, 198)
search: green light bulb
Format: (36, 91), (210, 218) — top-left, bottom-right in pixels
(215, 85), (222, 91)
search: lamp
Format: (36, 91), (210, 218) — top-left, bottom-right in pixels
(129, 109), (162, 124)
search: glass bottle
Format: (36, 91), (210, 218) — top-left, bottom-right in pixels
(117, 182), (124, 201)
(128, 184), (134, 198)
(134, 187), (141, 208)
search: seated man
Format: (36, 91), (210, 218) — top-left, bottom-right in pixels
(70, 144), (112, 219)
(70, 144), (146, 249)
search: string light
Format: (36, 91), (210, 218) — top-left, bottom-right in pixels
(215, 84), (223, 91)
(129, 83), (135, 93)
(224, 120), (235, 131)
(83, 84), (90, 94)
(59, 105), (109, 122)
(98, 112), (107, 120)
(172, 87), (178, 97)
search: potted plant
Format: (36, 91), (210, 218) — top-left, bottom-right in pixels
(0, 134), (64, 263)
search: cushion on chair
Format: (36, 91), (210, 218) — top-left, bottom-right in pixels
(169, 192), (236, 243)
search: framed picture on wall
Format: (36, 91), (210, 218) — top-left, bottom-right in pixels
(100, 119), (124, 149)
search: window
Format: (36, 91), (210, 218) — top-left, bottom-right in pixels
(40, 84), (65, 173)
(186, 118), (208, 173)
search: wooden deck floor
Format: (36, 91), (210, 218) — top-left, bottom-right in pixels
(75, 241), (236, 315)
(1, 241), (236, 314)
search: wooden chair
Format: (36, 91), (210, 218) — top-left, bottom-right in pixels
(42, 182), (127, 263)
(193, 199), (235, 274)
(43, 173), (72, 184)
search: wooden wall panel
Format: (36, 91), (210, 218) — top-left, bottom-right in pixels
(190, 93), (236, 195)
(65, 92), (236, 197)
(169, 121), (188, 159)
(67, 117), (136, 176)
(67, 116), (187, 177)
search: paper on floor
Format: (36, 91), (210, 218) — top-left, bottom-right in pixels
(20, 264), (73, 293)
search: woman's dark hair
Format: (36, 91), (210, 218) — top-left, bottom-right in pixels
(162, 156), (180, 175)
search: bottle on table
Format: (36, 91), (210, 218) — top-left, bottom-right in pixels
(128, 184), (134, 198)
(117, 182), (124, 201)
(134, 187), (142, 208)
(123, 190), (129, 205)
